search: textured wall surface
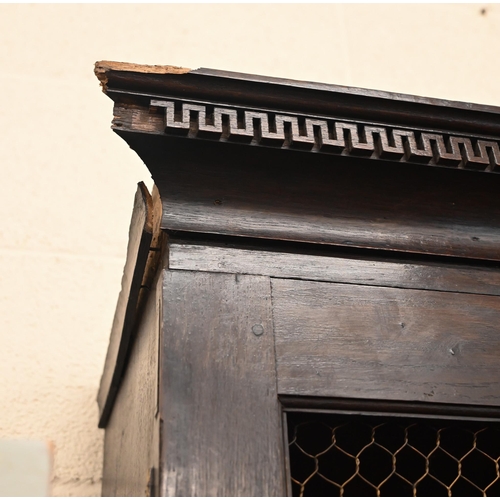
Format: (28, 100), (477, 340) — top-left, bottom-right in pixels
(0, 4), (499, 496)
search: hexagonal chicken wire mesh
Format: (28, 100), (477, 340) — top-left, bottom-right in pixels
(287, 412), (500, 497)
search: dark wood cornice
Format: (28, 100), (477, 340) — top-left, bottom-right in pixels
(96, 61), (500, 138)
(97, 182), (164, 428)
(96, 61), (500, 262)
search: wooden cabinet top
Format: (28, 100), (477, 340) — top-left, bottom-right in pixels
(96, 60), (500, 262)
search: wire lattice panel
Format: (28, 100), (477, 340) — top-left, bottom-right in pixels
(287, 412), (500, 497)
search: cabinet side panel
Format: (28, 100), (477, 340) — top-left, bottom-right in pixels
(159, 270), (286, 496)
(273, 278), (500, 407)
(101, 274), (160, 496)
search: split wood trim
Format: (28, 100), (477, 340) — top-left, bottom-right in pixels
(97, 183), (164, 428)
(150, 99), (500, 172)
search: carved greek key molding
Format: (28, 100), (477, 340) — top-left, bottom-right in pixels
(150, 99), (500, 172)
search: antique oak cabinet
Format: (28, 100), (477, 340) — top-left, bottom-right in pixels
(96, 61), (500, 496)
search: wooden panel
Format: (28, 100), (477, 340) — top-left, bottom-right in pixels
(102, 267), (161, 497)
(272, 278), (500, 407)
(122, 133), (500, 262)
(159, 270), (286, 497)
(98, 182), (153, 428)
(168, 241), (500, 296)
(114, 100), (500, 175)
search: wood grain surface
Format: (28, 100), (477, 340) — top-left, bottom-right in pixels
(101, 269), (161, 496)
(97, 60), (500, 137)
(159, 270), (286, 496)
(120, 134), (500, 262)
(272, 278), (500, 407)
(96, 63), (500, 496)
(98, 182), (153, 428)
(168, 241), (500, 296)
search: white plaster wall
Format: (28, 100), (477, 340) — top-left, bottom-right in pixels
(0, 4), (498, 496)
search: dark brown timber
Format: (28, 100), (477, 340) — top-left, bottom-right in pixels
(95, 62), (500, 137)
(96, 60), (500, 261)
(158, 270), (286, 496)
(272, 278), (500, 407)
(97, 182), (153, 428)
(101, 268), (161, 496)
(168, 241), (500, 296)
(97, 62), (500, 497)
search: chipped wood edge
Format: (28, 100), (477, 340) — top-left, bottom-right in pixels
(98, 183), (165, 428)
(95, 60), (192, 92)
(140, 184), (167, 293)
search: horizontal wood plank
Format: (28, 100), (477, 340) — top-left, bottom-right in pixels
(168, 242), (500, 296)
(272, 278), (500, 407)
(123, 134), (500, 261)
